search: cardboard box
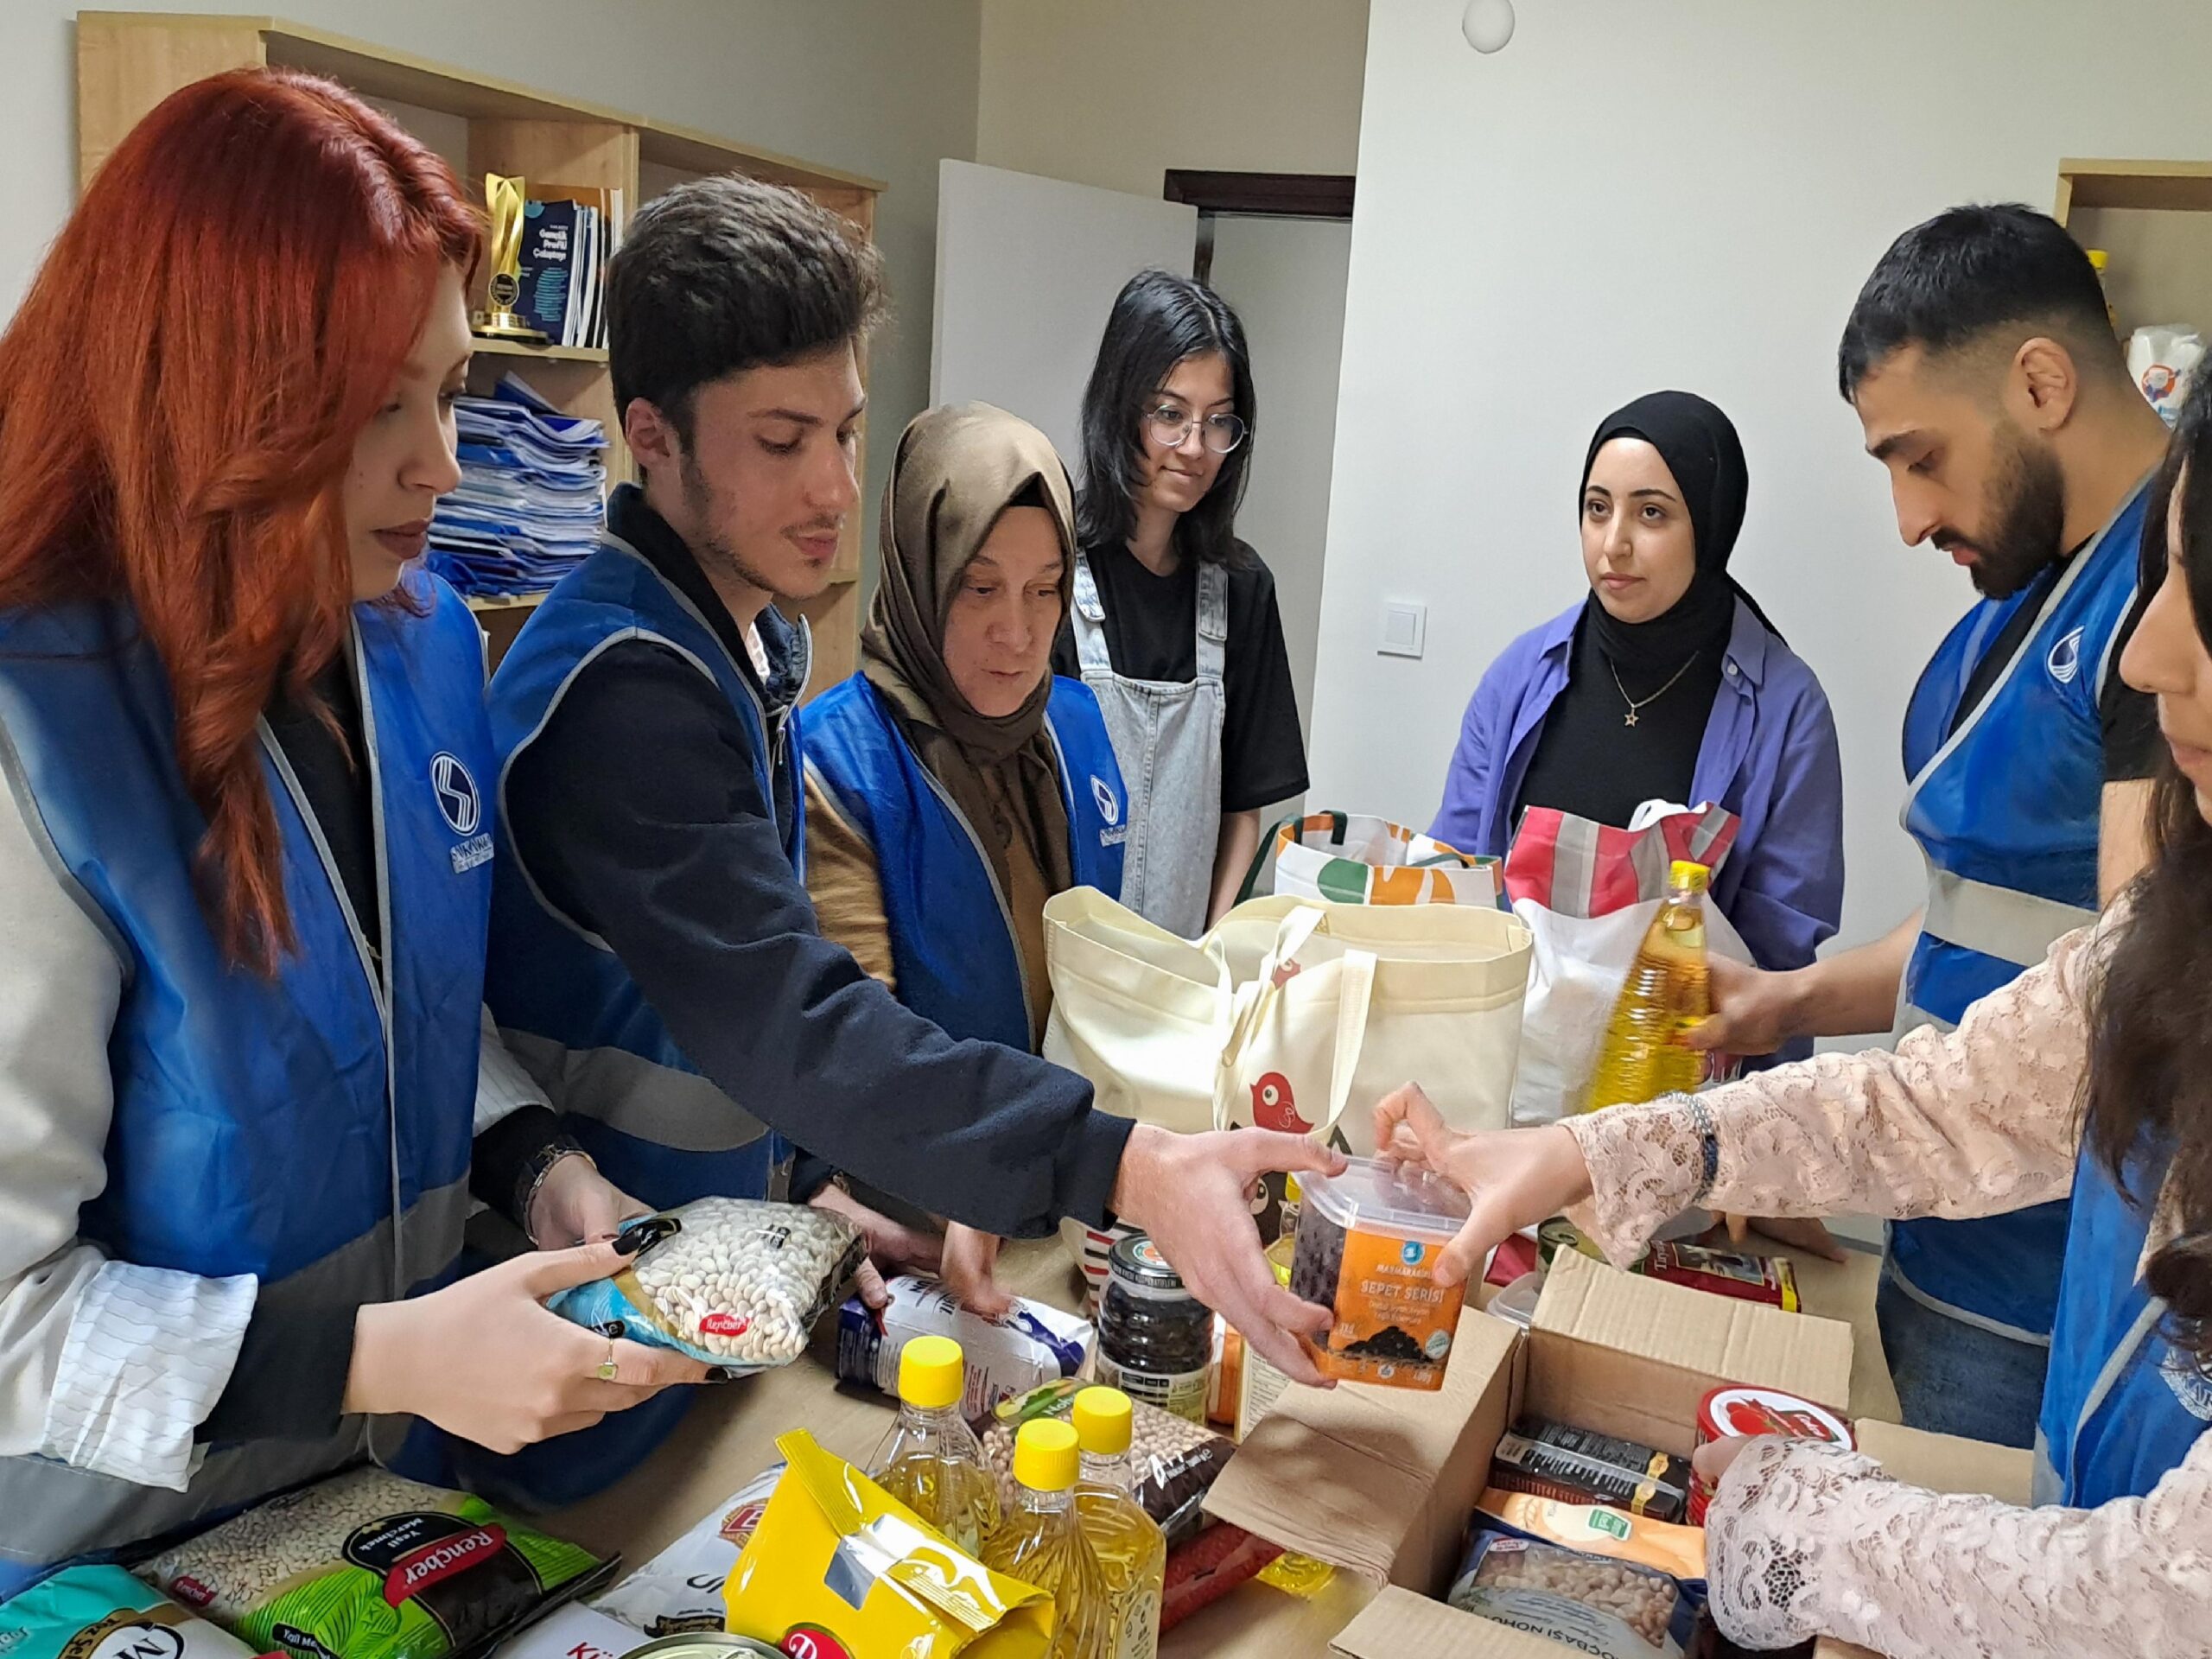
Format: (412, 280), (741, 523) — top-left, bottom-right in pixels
(1206, 1249), (1856, 1656)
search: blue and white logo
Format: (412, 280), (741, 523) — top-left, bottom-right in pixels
(1091, 774), (1122, 828)
(429, 752), (481, 836)
(1401, 1240), (1426, 1268)
(2047, 625), (2085, 686)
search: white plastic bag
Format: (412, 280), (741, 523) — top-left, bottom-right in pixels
(2130, 324), (2203, 425)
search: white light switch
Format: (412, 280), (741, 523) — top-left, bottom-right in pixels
(1378, 601), (1427, 658)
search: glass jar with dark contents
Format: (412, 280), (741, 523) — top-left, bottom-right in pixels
(1096, 1234), (1211, 1424)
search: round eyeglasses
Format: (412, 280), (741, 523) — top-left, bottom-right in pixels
(1144, 404), (1248, 454)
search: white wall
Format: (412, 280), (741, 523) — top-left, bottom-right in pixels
(0, 0), (983, 556)
(1207, 215), (1357, 798)
(1316, 0), (2212, 950)
(976, 0), (1369, 194)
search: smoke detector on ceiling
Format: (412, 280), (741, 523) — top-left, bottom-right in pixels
(1463, 0), (1516, 53)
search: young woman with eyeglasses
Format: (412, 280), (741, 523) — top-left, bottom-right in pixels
(1052, 270), (1308, 937)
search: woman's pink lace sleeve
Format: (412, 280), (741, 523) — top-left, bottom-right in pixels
(1702, 1430), (2212, 1656)
(1560, 919), (2103, 1266)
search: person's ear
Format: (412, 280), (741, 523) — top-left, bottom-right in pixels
(624, 398), (681, 475)
(2013, 336), (2081, 435)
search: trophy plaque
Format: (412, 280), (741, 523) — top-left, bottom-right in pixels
(474, 172), (546, 342)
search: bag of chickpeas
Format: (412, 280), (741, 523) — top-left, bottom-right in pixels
(136, 1469), (614, 1659)
(1446, 1491), (1706, 1659)
(546, 1197), (867, 1372)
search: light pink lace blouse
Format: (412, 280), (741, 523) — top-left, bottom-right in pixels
(1560, 917), (2212, 1656)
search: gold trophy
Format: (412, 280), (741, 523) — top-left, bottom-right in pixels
(474, 172), (546, 342)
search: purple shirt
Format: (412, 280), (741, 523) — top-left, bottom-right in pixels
(1433, 597), (1845, 980)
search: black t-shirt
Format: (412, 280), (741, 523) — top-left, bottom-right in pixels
(1051, 539), (1311, 813)
(1948, 560), (2159, 781)
(1514, 611), (1725, 831)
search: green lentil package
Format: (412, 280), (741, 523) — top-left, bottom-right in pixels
(136, 1470), (615, 1659)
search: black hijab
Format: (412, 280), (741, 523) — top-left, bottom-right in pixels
(1580, 391), (1773, 679)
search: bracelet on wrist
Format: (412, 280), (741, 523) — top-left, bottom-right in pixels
(516, 1138), (594, 1244)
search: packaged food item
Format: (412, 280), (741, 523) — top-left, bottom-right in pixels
(725, 1431), (1052, 1658)
(980, 1421), (1109, 1659)
(488, 1601), (652, 1659)
(1288, 1155), (1471, 1389)
(1096, 1235), (1211, 1424)
(1450, 1528), (1693, 1659)
(590, 1465), (784, 1635)
(1491, 1417), (1693, 1523)
(866, 1334), (1001, 1557)
(981, 1379), (1235, 1547)
(1643, 1241), (1798, 1311)
(1234, 1238), (1299, 1441)
(0, 1565), (264, 1659)
(137, 1469), (613, 1659)
(1205, 1318), (1243, 1427)
(2130, 324), (2204, 424)
(835, 1275), (1091, 1421)
(1157, 1527), (1282, 1636)
(1253, 1554), (1335, 1598)
(1485, 1270), (1545, 1332)
(1071, 1389), (1166, 1659)
(1473, 1490), (1707, 1582)
(1584, 861), (1711, 1112)
(1689, 1386), (1853, 1523)
(548, 1198), (865, 1371)
(614, 1638), (783, 1659)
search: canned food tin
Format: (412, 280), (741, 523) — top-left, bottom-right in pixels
(1688, 1385), (1853, 1523)
(620, 1635), (785, 1659)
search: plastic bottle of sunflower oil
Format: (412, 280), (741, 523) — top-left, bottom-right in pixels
(865, 1334), (999, 1557)
(983, 1419), (1111, 1659)
(1582, 860), (1713, 1111)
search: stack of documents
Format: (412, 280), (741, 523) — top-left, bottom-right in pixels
(428, 372), (607, 599)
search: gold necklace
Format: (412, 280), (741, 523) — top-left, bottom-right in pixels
(1606, 650), (1702, 728)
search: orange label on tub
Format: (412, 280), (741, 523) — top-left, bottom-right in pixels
(1313, 1229), (1463, 1389)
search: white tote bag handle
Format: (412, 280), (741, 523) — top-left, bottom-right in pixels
(1213, 906), (1374, 1143)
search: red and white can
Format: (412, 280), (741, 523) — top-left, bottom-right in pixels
(1688, 1384), (1853, 1524)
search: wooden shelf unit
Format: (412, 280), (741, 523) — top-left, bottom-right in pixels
(2054, 158), (2212, 358)
(77, 11), (882, 690)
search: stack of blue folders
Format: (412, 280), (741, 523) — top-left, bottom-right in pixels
(427, 372), (607, 599)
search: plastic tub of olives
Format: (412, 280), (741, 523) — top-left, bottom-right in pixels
(1288, 1156), (1472, 1390)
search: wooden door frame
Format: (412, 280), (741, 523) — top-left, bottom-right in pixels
(1162, 170), (1356, 283)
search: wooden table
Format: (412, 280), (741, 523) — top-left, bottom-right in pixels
(547, 1235), (1896, 1656)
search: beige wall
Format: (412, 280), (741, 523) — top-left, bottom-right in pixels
(0, 0), (983, 550)
(976, 0), (1369, 195)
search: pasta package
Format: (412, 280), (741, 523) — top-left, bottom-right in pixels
(0, 1565), (264, 1659)
(549, 1198), (866, 1373)
(1450, 1528), (1694, 1659)
(137, 1469), (614, 1659)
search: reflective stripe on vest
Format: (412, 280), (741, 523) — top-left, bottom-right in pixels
(486, 537), (802, 1210)
(0, 578), (489, 1580)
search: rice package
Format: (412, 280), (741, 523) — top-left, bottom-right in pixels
(0, 1565), (263, 1659)
(548, 1198), (866, 1373)
(590, 1465), (784, 1636)
(136, 1469), (614, 1659)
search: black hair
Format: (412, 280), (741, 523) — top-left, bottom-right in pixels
(1074, 270), (1258, 565)
(1837, 203), (2122, 401)
(2086, 364), (2212, 1370)
(606, 175), (886, 457)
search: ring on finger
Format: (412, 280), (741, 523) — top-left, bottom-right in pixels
(595, 1340), (620, 1383)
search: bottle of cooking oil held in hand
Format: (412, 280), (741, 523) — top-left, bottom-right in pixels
(865, 1333), (1000, 1557)
(1582, 860), (1713, 1112)
(1071, 1389), (1166, 1659)
(983, 1419), (1111, 1659)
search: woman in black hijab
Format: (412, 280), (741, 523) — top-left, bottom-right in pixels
(1433, 391), (1846, 1041)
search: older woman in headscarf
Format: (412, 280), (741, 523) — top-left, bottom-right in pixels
(804, 403), (1129, 1312)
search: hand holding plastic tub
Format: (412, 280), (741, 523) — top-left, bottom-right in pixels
(1371, 1084), (1594, 1287)
(1109, 1122), (1346, 1387)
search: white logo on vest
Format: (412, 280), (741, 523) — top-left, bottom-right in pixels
(2047, 625), (2084, 686)
(1091, 775), (1121, 826)
(430, 752), (481, 835)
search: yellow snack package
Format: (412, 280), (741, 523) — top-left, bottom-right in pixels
(726, 1430), (1055, 1659)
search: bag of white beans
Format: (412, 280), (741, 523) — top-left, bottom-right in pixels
(136, 1469), (613, 1659)
(547, 1198), (867, 1371)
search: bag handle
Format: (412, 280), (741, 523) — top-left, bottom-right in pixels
(1321, 947), (1376, 1141)
(1212, 906), (1373, 1141)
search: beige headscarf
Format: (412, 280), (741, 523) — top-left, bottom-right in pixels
(861, 402), (1079, 901)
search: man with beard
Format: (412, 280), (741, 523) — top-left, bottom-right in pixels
(1690, 204), (2171, 1446)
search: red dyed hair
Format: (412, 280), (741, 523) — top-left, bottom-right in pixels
(0, 69), (481, 971)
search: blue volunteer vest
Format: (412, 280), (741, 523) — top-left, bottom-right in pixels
(803, 674), (1127, 1049)
(486, 536), (803, 1211)
(2035, 1147), (2210, 1510)
(0, 575), (491, 1586)
(1889, 480), (2151, 1342)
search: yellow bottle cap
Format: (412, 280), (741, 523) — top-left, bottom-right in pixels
(1013, 1418), (1081, 1491)
(1071, 1388), (1134, 1457)
(1669, 860), (1710, 893)
(1284, 1173), (1301, 1203)
(2086, 248), (2110, 271)
(898, 1334), (965, 1412)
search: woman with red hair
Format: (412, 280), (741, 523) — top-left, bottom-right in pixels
(0, 69), (701, 1586)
